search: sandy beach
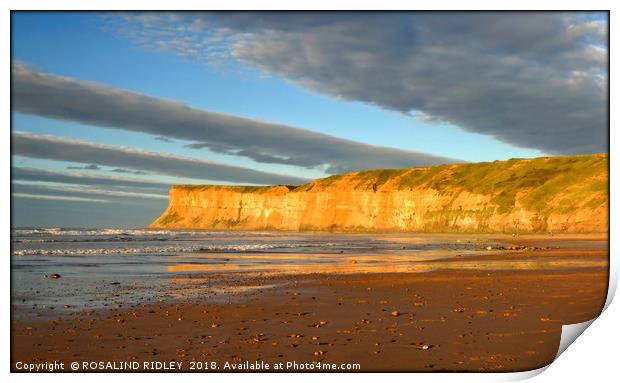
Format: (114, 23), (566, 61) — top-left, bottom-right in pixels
(11, 234), (608, 372)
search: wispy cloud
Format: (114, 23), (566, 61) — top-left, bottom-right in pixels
(12, 193), (110, 203)
(110, 168), (149, 175)
(12, 181), (168, 200)
(104, 12), (608, 154)
(67, 164), (101, 171)
(12, 131), (308, 185)
(12, 167), (170, 191)
(12, 61), (457, 174)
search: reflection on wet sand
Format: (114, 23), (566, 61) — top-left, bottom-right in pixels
(166, 252), (607, 274)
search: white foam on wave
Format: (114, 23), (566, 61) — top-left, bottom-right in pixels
(12, 228), (204, 237)
(12, 228), (281, 238)
(12, 245), (204, 256)
(11, 242), (340, 256)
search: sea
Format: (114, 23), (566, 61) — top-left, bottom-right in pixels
(10, 227), (607, 319)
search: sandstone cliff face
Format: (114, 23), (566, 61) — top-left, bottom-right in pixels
(150, 154), (608, 233)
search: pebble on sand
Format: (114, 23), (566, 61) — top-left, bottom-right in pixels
(391, 310), (400, 317)
(411, 342), (432, 350)
(311, 321), (328, 328)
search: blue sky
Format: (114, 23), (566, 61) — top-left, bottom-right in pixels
(11, 12), (607, 227)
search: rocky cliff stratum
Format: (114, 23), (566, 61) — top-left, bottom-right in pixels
(150, 154), (608, 233)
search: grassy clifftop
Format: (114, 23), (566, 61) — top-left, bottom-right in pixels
(306, 154), (608, 214)
(158, 154), (608, 233)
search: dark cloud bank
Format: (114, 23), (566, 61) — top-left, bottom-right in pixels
(12, 131), (308, 185)
(110, 12), (609, 154)
(12, 62), (456, 175)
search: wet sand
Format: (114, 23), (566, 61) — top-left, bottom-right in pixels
(11, 236), (608, 372)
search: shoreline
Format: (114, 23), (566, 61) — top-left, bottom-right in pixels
(11, 235), (608, 372)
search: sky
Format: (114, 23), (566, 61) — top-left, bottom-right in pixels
(11, 11), (608, 228)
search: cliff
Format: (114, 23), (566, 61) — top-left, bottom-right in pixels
(150, 154), (608, 233)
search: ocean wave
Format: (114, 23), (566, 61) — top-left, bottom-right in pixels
(11, 242), (340, 256)
(12, 228), (205, 237)
(13, 237), (172, 244)
(11, 228), (279, 238)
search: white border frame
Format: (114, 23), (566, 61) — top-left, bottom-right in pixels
(3, 2), (616, 382)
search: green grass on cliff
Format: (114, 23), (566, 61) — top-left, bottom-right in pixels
(354, 155), (608, 215)
(173, 154), (608, 218)
(298, 154), (608, 215)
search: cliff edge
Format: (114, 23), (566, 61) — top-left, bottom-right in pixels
(149, 154), (608, 233)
